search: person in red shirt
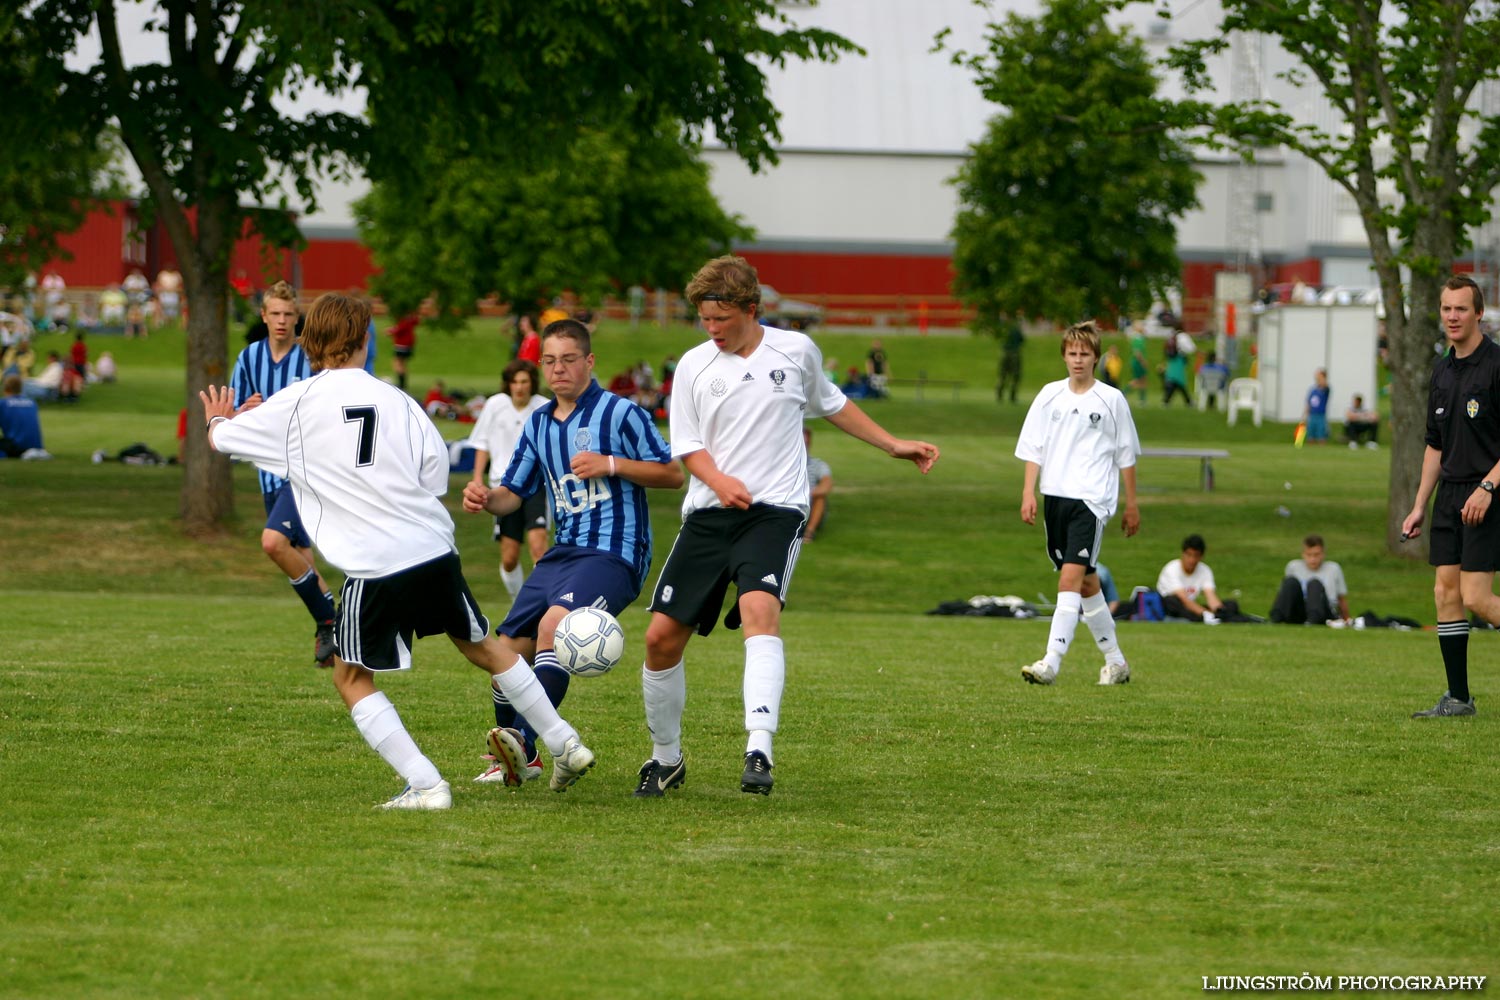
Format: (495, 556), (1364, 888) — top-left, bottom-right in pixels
(386, 314), (419, 393)
(516, 315), (541, 364)
(70, 332), (88, 381)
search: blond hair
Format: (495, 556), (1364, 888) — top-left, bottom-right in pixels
(262, 280), (297, 310)
(1061, 320), (1101, 361)
(300, 293), (371, 370)
(685, 255), (761, 312)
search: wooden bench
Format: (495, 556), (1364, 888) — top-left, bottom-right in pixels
(1140, 447), (1229, 492)
(885, 376), (966, 401)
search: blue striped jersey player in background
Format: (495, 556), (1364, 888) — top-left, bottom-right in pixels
(462, 319), (683, 786)
(230, 280), (377, 667)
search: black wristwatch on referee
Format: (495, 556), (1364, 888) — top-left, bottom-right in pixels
(1482, 480), (1496, 495)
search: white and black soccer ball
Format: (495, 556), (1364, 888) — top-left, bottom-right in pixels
(553, 607), (626, 677)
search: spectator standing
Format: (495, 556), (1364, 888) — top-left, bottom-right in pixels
(997, 317), (1024, 403)
(1304, 369), (1331, 444)
(866, 339), (891, 397)
(386, 313), (419, 393)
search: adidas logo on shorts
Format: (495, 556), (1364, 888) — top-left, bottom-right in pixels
(761, 573), (778, 586)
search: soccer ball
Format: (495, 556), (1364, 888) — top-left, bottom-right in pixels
(553, 607), (626, 677)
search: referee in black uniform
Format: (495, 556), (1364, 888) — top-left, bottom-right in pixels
(1402, 274), (1500, 718)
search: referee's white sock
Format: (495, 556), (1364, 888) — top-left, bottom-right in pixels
(492, 659), (577, 755)
(642, 661), (686, 764)
(350, 692), (443, 791)
(500, 564), (524, 597)
(1043, 591), (1083, 671)
(743, 635), (784, 764)
(1081, 591), (1125, 664)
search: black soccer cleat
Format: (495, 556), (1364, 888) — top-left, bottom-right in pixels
(740, 751), (773, 795)
(633, 757), (687, 798)
(314, 621), (338, 667)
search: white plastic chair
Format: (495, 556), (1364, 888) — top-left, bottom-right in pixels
(1226, 378), (1262, 427)
(1195, 368), (1228, 411)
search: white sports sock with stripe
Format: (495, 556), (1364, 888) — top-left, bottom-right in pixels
(642, 661), (686, 764)
(1043, 591), (1083, 671)
(1081, 591), (1125, 664)
(492, 658), (576, 755)
(743, 635), (784, 763)
(350, 691), (442, 790)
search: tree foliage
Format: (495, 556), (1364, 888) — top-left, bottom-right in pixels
(944, 0), (1201, 330)
(356, 118), (752, 323)
(1163, 0), (1500, 554)
(0, 11), (123, 288)
(2, 0), (855, 534)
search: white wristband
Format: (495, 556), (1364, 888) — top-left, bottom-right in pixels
(609, 455), (617, 476)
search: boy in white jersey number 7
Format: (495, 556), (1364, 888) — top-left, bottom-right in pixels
(202, 293), (596, 809)
(1015, 321), (1141, 686)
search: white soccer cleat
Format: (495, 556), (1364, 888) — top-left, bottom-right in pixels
(549, 736), (596, 792)
(1098, 660), (1131, 685)
(474, 727), (528, 785)
(379, 780), (453, 810)
(1021, 660), (1058, 685)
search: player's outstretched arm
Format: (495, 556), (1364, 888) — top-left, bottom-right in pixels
(461, 480), (522, 516)
(824, 402), (939, 474)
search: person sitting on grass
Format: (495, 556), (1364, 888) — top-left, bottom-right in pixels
(1156, 534), (1234, 624)
(1345, 394), (1380, 449)
(0, 373), (49, 459)
(1269, 534), (1352, 627)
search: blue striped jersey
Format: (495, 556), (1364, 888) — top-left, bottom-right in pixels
(231, 339), (313, 495)
(500, 380), (672, 589)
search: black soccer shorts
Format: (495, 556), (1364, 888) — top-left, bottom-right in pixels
(649, 504), (805, 636)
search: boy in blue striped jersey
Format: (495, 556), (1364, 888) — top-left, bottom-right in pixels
(230, 281), (377, 667)
(462, 319), (683, 784)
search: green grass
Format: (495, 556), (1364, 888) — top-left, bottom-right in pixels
(2, 320), (1495, 998)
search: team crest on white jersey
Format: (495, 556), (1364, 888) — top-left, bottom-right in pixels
(1089, 413), (1101, 426)
(769, 369), (787, 392)
(710, 378), (728, 397)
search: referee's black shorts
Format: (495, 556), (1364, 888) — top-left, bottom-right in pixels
(1429, 479), (1500, 572)
(648, 504), (805, 636)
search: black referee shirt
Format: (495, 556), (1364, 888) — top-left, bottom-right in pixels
(1425, 335), (1500, 482)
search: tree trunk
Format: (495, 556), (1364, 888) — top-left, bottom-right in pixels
(177, 210), (235, 537)
(1385, 272), (1443, 559)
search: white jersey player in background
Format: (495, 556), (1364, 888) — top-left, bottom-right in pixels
(1015, 320), (1141, 686)
(635, 255), (940, 798)
(201, 293), (595, 810)
(469, 358), (550, 600)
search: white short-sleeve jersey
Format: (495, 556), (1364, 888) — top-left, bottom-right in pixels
(1015, 378), (1140, 519)
(670, 325), (847, 516)
(212, 368), (456, 578)
(470, 392), (547, 487)
(1285, 558), (1348, 598)
(1156, 558), (1216, 601)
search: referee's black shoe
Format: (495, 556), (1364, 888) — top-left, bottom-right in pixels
(740, 751), (773, 795)
(633, 757), (687, 798)
(314, 621), (338, 667)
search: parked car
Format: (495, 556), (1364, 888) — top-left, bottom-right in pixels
(759, 285), (824, 330)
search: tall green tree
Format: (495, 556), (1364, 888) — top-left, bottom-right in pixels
(1164, 1), (1500, 555)
(5, 1), (855, 535)
(0, 12), (121, 289)
(944, 0), (1201, 330)
(356, 118), (751, 323)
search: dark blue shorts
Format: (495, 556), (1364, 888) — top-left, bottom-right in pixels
(496, 545), (641, 640)
(262, 484), (312, 549)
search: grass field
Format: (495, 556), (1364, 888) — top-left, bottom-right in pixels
(2, 319), (1495, 998)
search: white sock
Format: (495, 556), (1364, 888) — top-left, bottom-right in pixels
(642, 661), (686, 764)
(743, 635), (784, 762)
(500, 564), (524, 597)
(1044, 592), (1083, 671)
(492, 658), (576, 755)
(350, 691), (442, 790)
(1081, 591), (1124, 664)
